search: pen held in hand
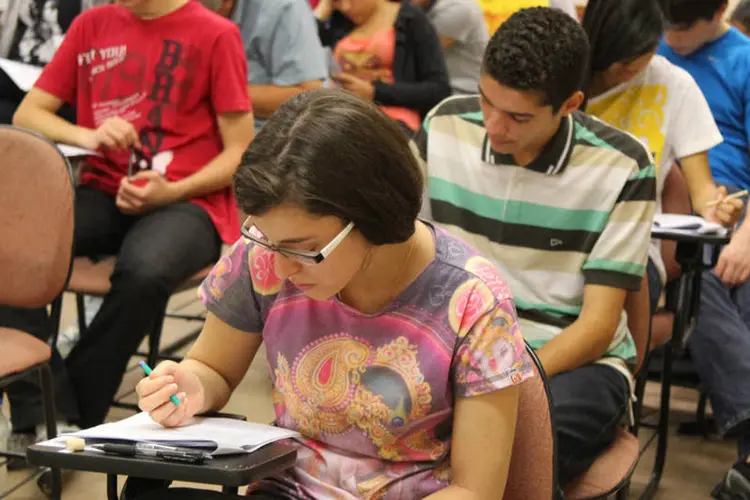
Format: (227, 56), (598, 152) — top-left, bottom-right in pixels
(138, 361), (181, 406)
(707, 189), (749, 207)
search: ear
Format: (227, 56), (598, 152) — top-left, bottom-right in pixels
(560, 90), (585, 116)
(717, 1), (729, 20)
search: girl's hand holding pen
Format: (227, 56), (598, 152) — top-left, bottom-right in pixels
(136, 360), (205, 428)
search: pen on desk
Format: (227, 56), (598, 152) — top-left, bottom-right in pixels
(138, 361), (181, 406)
(90, 442), (211, 464)
(707, 189), (749, 207)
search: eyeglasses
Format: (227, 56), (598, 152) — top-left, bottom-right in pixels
(240, 216), (355, 265)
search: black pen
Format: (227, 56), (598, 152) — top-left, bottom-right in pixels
(91, 442), (211, 464)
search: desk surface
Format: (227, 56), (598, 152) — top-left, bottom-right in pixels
(651, 228), (730, 245)
(28, 442), (297, 487)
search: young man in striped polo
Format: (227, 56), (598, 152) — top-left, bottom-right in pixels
(414, 7), (656, 488)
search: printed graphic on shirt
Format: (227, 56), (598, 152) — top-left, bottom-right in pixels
(337, 47), (393, 83)
(15, 0), (66, 65)
(586, 84), (667, 167)
(76, 40), (198, 174)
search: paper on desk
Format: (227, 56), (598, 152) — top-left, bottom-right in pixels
(56, 144), (101, 158)
(653, 214), (727, 237)
(0, 57), (42, 92)
(42, 412), (300, 456)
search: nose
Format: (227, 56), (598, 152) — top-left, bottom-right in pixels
(485, 110), (509, 138)
(274, 252), (302, 281)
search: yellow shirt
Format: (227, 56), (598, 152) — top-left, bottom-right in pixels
(477, 0), (549, 35)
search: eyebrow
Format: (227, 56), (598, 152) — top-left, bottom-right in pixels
(478, 87), (535, 120)
(276, 236), (315, 246)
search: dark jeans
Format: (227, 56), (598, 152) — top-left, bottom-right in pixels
(691, 270), (750, 458)
(647, 257), (663, 314)
(5, 186), (221, 429)
(549, 364), (630, 487)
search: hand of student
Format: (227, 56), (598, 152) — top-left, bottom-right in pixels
(136, 361), (205, 428)
(715, 229), (750, 287)
(82, 117), (141, 151)
(116, 170), (180, 214)
(705, 185), (744, 227)
(332, 73), (375, 101)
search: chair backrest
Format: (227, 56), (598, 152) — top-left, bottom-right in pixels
(505, 346), (556, 500)
(0, 126), (74, 307)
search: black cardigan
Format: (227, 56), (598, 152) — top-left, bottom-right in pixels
(318, 1), (452, 118)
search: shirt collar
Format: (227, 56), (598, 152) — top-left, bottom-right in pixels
(481, 114), (575, 175)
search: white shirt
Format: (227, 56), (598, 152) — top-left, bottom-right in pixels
(588, 55), (723, 285)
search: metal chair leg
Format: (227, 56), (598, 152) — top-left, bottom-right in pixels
(147, 304), (168, 369)
(76, 293), (88, 334)
(39, 363), (61, 500)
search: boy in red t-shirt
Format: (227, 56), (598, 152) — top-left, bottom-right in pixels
(7, 0), (254, 430)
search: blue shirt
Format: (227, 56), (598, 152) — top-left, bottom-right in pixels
(232, 0), (327, 132)
(658, 28), (750, 190)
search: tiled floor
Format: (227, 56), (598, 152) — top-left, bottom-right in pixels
(0, 290), (737, 499)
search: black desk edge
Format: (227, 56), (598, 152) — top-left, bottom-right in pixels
(27, 442), (297, 487)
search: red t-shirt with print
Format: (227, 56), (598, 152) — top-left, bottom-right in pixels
(34, 1), (251, 243)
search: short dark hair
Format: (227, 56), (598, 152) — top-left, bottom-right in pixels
(583, 0), (664, 73)
(482, 7), (589, 112)
(234, 89), (424, 246)
(731, 0), (750, 25)
(661, 0), (727, 27)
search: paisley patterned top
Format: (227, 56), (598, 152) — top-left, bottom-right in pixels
(199, 224), (533, 499)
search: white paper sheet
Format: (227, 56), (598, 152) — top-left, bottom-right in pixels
(40, 412), (300, 456)
(0, 58), (42, 92)
(653, 214), (727, 237)
(56, 144), (101, 158)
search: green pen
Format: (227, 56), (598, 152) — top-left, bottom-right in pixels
(139, 361), (181, 406)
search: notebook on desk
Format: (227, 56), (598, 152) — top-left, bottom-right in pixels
(40, 412), (300, 457)
(652, 214), (728, 237)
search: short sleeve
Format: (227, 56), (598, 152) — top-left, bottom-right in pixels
(667, 67), (723, 159)
(209, 27), (252, 114)
(452, 295), (534, 398)
(583, 161), (657, 290)
(429, 1), (476, 43)
(265, 2), (327, 86)
(199, 239), (275, 334)
(34, 14), (84, 104)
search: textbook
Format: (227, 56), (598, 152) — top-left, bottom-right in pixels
(41, 412), (299, 457)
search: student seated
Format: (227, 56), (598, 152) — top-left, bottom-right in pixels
(415, 7), (656, 487)
(581, 0), (742, 311)
(0, 0), (105, 123)
(659, 0), (750, 497)
(314, 0), (451, 134)
(410, 0), (489, 95)
(228, 0), (327, 132)
(731, 0), (750, 36)
(4, 0), (254, 442)
(132, 89), (532, 500)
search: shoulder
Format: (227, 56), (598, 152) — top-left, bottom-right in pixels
(648, 55), (700, 90)
(572, 111), (653, 172)
(431, 225), (514, 304)
(425, 95), (482, 128)
(186, 3), (241, 34)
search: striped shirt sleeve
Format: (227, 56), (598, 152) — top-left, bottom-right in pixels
(582, 161), (657, 290)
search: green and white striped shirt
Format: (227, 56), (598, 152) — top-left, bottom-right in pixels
(413, 95), (656, 362)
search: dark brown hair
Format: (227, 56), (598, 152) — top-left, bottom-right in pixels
(234, 89), (424, 246)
